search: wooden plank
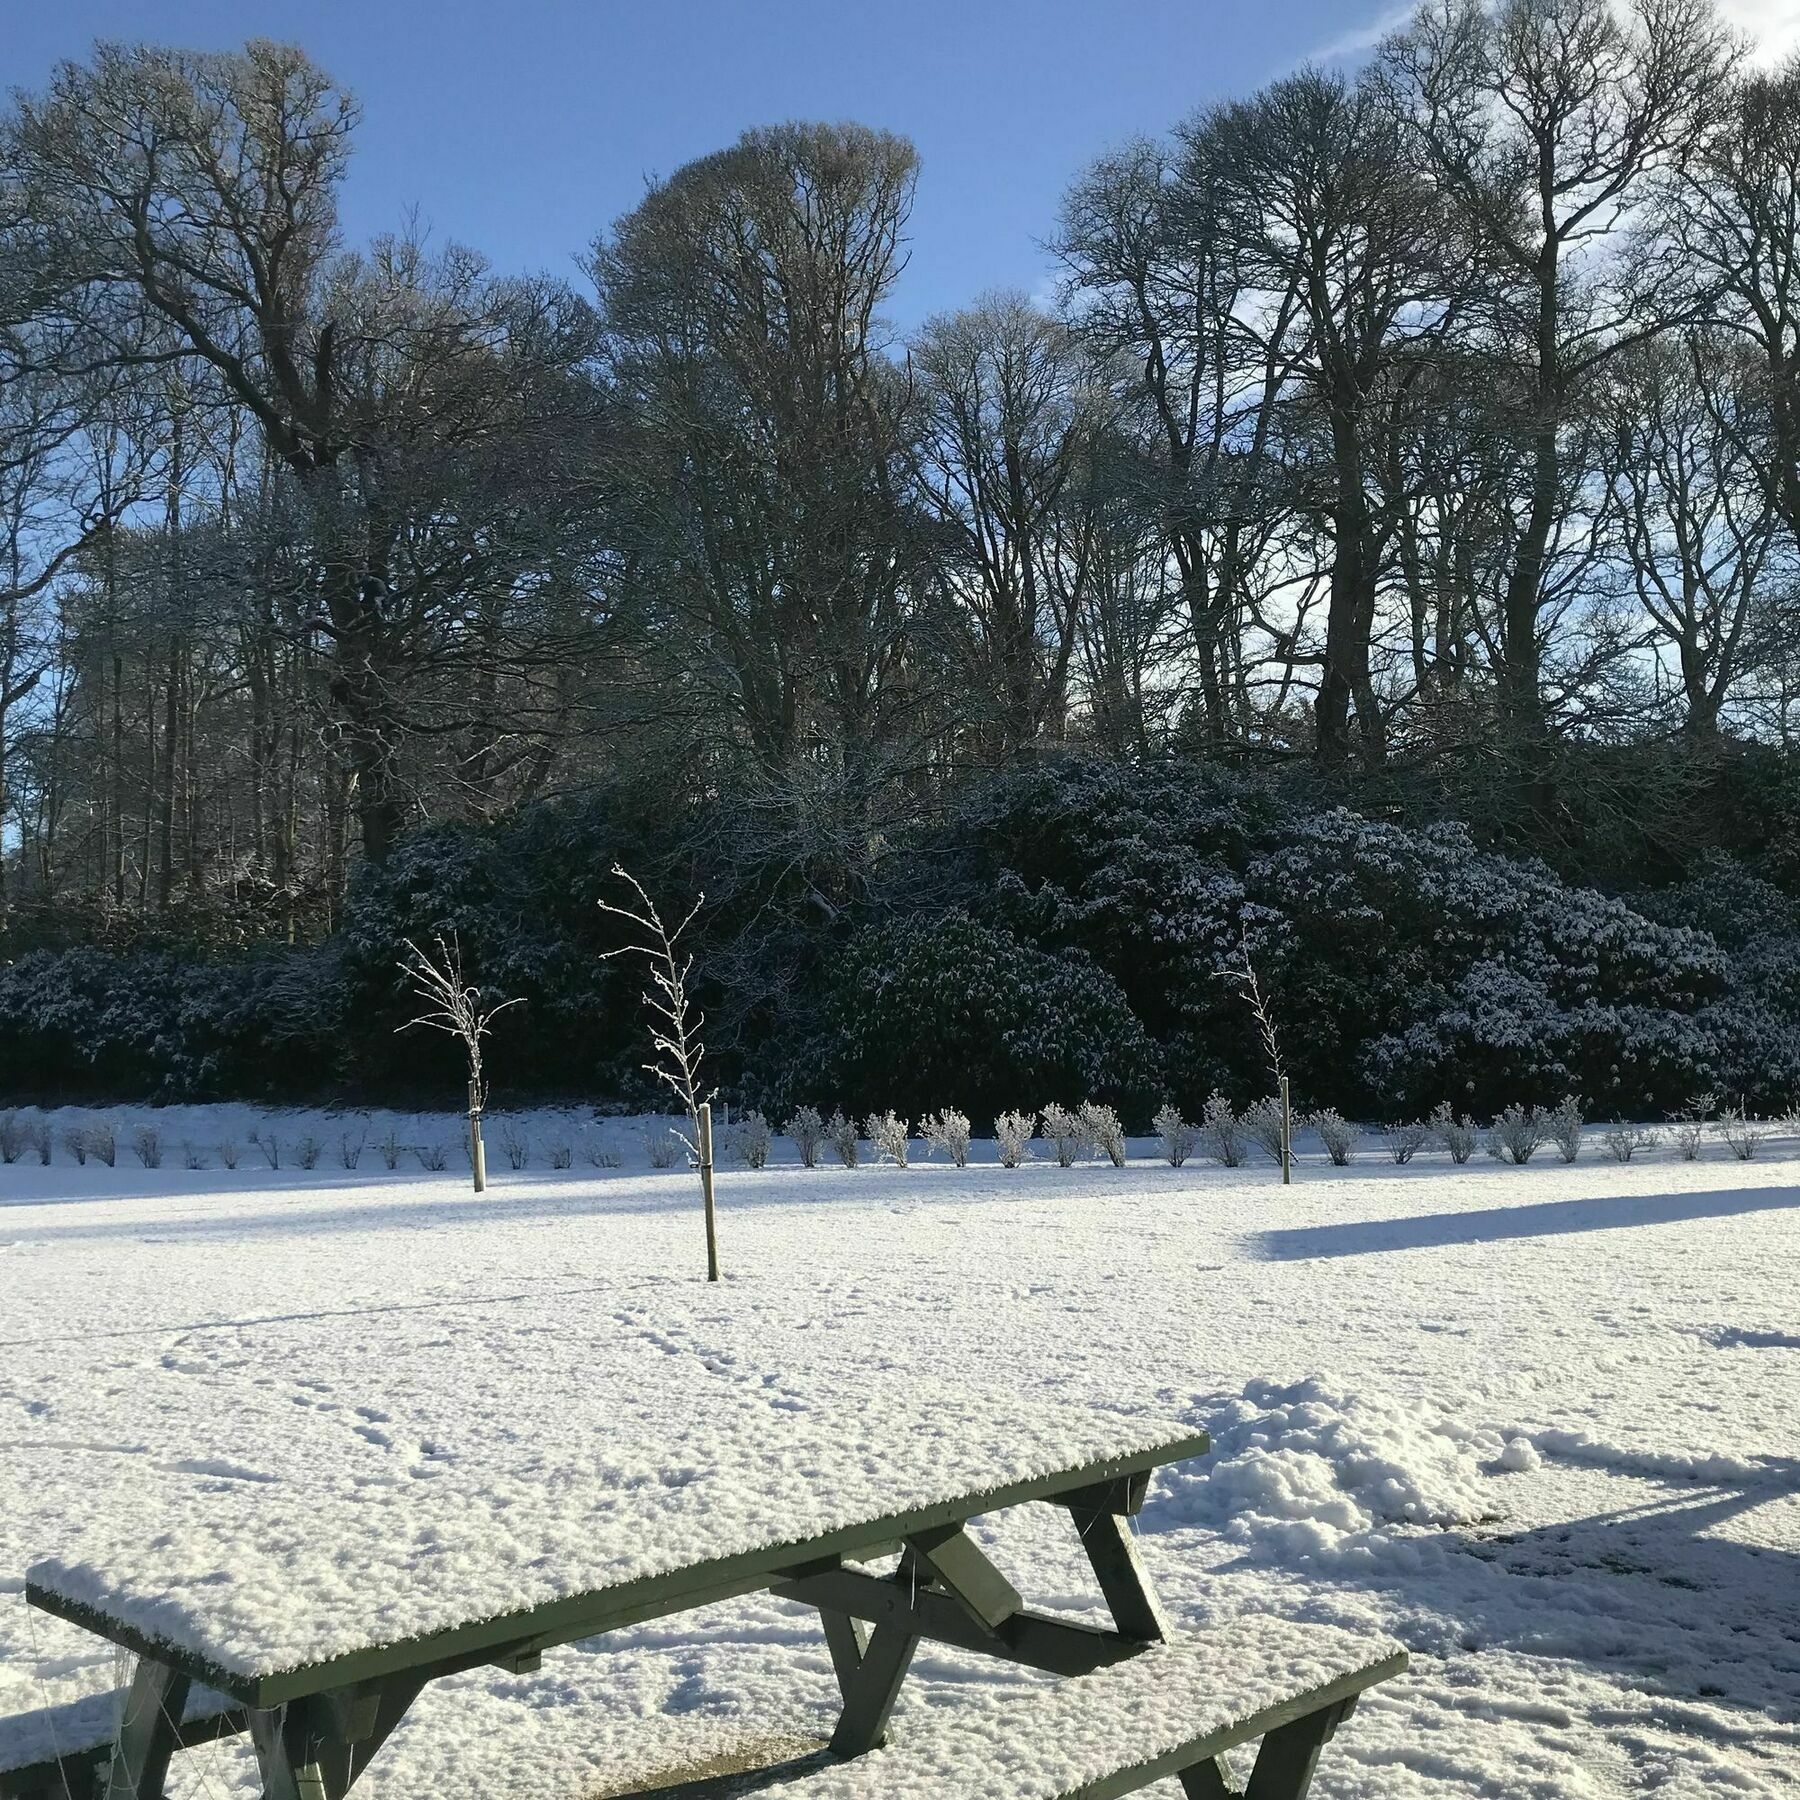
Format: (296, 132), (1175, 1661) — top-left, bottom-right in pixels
(101, 1658), (188, 1800)
(773, 1567), (1144, 1677)
(1179, 1758), (1239, 1798)
(818, 1610), (868, 1697)
(903, 1524), (1022, 1632)
(1069, 1509), (1172, 1644)
(26, 1432), (1210, 1709)
(1045, 1470), (1153, 1516)
(1242, 1700), (1350, 1800)
(827, 1619), (919, 1759)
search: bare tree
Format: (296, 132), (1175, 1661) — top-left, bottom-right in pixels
(598, 864), (719, 1280)
(396, 934), (520, 1192)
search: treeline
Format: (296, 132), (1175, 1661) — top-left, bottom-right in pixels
(0, 0), (1796, 949)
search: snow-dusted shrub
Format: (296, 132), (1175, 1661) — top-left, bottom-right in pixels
(1311, 1109), (1359, 1166)
(90, 1120), (116, 1167)
(866, 1110), (910, 1168)
(182, 1142), (209, 1171)
(585, 1134), (622, 1169)
(823, 911), (1160, 1125)
(995, 1110), (1035, 1167)
(1429, 1101), (1477, 1165)
(1241, 1097), (1286, 1165)
(376, 1127), (402, 1171)
(1199, 1095), (1246, 1166)
(919, 1108), (972, 1167)
(1154, 1104), (1196, 1167)
(217, 1138), (239, 1170)
(295, 1135), (322, 1171)
(1718, 1107), (1766, 1160)
(730, 1109), (772, 1169)
(1485, 1104), (1544, 1165)
(546, 1139), (573, 1169)
(1079, 1101), (1126, 1168)
(1383, 1121), (1431, 1165)
(132, 1125), (162, 1169)
(250, 1130), (280, 1169)
(828, 1109), (859, 1168)
(1601, 1123), (1658, 1162)
(61, 1124), (88, 1166)
(645, 1127), (683, 1169)
(499, 1118), (530, 1170)
(28, 1120), (50, 1166)
(1671, 1093), (1713, 1161)
(787, 1105), (827, 1169)
(1547, 1095), (1583, 1164)
(1040, 1102), (1089, 1168)
(339, 1125), (366, 1170)
(0, 1112), (29, 1163)
(412, 1142), (446, 1171)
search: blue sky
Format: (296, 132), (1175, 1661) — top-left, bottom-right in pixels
(6, 0), (1405, 328)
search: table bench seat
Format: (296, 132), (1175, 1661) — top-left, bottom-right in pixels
(0, 1684), (241, 1800)
(794, 1615), (1406, 1800)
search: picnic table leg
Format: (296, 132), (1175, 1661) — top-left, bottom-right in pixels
(101, 1657), (189, 1800)
(1241, 1698), (1353, 1800)
(826, 1617), (919, 1759)
(1179, 1756), (1240, 1798)
(248, 1675), (429, 1800)
(1067, 1506), (1173, 1643)
(818, 1608), (870, 1700)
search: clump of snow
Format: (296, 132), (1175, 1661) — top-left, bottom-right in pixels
(1155, 1377), (1507, 1558)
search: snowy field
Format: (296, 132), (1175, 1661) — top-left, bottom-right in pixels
(2, 1107), (1797, 1797)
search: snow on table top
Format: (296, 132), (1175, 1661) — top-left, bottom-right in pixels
(800, 1615), (1403, 1799)
(25, 1335), (1201, 1686)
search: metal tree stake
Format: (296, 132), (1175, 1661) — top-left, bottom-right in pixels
(396, 935), (521, 1193)
(598, 865), (719, 1281)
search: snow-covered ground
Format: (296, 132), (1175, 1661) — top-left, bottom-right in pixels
(2, 1109), (1797, 1797)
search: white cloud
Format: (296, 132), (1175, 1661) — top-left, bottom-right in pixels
(1720, 0), (1800, 61)
(1306, 3), (1417, 64)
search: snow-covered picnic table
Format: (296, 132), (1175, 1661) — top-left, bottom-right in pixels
(15, 1378), (1217, 1796)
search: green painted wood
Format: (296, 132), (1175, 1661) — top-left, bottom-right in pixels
(818, 1610), (868, 1698)
(1046, 1470), (1153, 1516)
(1242, 1701), (1347, 1800)
(26, 1432), (1209, 1709)
(1069, 1509), (1173, 1644)
(903, 1524), (1022, 1632)
(827, 1619), (919, 1760)
(101, 1659), (187, 1800)
(0, 1696), (243, 1799)
(772, 1567), (1143, 1677)
(1178, 1758), (1239, 1798)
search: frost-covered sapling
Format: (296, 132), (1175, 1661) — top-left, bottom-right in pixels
(919, 1108), (972, 1168)
(1079, 1101), (1126, 1168)
(1040, 1102), (1089, 1168)
(132, 1125), (162, 1169)
(1384, 1120), (1431, 1165)
(1241, 1097), (1287, 1166)
(295, 1135), (322, 1171)
(995, 1110), (1035, 1168)
(867, 1110), (910, 1168)
(1429, 1102), (1477, 1165)
(1671, 1093), (1713, 1161)
(828, 1109), (859, 1168)
(599, 866), (720, 1280)
(1486, 1104), (1545, 1165)
(1718, 1106), (1765, 1160)
(61, 1125), (88, 1167)
(787, 1105), (827, 1169)
(1547, 1095), (1583, 1164)
(1154, 1104), (1196, 1168)
(1600, 1123), (1658, 1162)
(1217, 929), (1291, 1182)
(397, 934), (520, 1196)
(1199, 1095), (1245, 1167)
(1310, 1109), (1360, 1166)
(498, 1117), (530, 1171)
(730, 1109), (772, 1169)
